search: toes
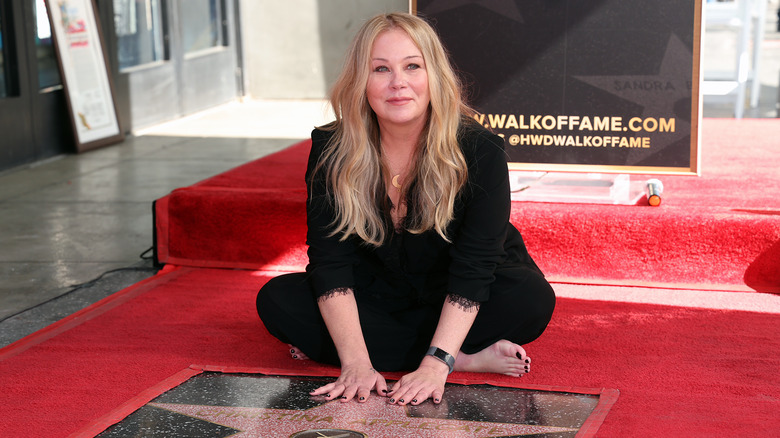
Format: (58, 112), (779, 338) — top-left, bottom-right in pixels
(505, 361), (531, 377)
(514, 352), (531, 366)
(287, 345), (309, 360)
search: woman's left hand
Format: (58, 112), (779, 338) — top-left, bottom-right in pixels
(387, 356), (449, 405)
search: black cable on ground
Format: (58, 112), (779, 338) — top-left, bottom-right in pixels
(139, 246), (154, 261)
(0, 255), (159, 325)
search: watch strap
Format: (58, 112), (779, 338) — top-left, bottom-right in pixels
(426, 346), (455, 374)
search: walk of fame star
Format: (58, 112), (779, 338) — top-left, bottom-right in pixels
(149, 396), (578, 437)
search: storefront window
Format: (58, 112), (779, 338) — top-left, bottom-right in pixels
(1, 8), (7, 98)
(34, 0), (62, 90)
(180, 0), (222, 54)
(114, 0), (165, 70)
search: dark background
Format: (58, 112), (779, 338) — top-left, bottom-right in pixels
(416, 0), (700, 171)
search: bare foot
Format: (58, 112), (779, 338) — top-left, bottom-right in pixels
(288, 344), (310, 360)
(454, 339), (531, 377)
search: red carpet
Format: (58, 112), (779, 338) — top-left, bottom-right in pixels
(154, 119), (780, 292)
(1, 266), (778, 437)
(2, 119), (779, 437)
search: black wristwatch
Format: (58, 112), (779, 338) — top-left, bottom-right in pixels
(426, 346), (455, 374)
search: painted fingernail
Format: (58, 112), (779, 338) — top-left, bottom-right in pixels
(390, 398), (395, 403)
(340, 396), (347, 399)
(326, 393), (331, 397)
(525, 365), (529, 370)
(293, 355), (298, 359)
(290, 349), (295, 353)
(525, 359), (530, 363)
(399, 399), (404, 403)
(434, 398), (440, 403)
(412, 399), (418, 403)
(516, 352), (522, 359)
(382, 389), (389, 393)
(359, 396), (365, 401)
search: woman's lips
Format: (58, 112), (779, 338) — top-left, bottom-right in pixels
(387, 97), (412, 105)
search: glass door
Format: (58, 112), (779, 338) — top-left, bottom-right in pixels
(109, 0), (239, 131)
(29, 0), (73, 157)
(33, 0), (60, 91)
(110, 0), (178, 128)
(1, 10), (7, 98)
(176, 0), (238, 115)
(180, 0), (222, 55)
(0, 1), (34, 170)
(114, 0), (165, 70)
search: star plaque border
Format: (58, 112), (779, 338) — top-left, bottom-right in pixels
(75, 365), (619, 438)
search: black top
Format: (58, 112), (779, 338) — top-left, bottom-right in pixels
(305, 122), (541, 305)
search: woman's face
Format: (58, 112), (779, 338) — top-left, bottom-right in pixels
(366, 29), (431, 133)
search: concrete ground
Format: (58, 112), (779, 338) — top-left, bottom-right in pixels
(1, 5), (779, 348)
(0, 100), (334, 346)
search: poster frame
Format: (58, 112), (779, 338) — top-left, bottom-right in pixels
(45, 0), (123, 152)
(410, 0), (702, 176)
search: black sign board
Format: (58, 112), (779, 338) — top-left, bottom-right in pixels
(413, 0), (702, 175)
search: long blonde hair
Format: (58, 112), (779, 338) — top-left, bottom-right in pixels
(317, 12), (475, 246)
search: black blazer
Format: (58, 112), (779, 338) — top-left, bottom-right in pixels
(304, 122), (541, 306)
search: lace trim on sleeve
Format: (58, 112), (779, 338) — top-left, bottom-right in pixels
(446, 293), (481, 313)
(317, 287), (353, 303)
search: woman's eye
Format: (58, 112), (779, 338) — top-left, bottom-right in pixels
(374, 65), (389, 72)
(407, 63), (420, 70)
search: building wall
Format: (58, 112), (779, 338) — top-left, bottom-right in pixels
(240, 0), (408, 99)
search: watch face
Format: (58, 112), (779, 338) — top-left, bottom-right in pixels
(289, 429), (366, 438)
(428, 347), (454, 373)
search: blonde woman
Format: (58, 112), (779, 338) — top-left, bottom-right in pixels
(257, 12), (554, 406)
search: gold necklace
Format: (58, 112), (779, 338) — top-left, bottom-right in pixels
(381, 143), (408, 190)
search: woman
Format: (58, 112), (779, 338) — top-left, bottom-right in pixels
(256, 12), (555, 407)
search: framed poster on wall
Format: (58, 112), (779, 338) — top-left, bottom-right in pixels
(46, 0), (123, 151)
(412, 0), (702, 175)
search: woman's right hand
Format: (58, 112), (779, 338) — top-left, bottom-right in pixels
(312, 288), (383, 402)
(309, 362), (388, 403)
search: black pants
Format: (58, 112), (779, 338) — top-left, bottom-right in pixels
(256, 267), (555, 372)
